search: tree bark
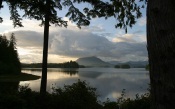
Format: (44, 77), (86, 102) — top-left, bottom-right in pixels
(40, 0), (50, 94)
(147, 0), (175, 109)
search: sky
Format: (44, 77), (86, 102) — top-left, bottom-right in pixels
(0, 1), (147, 63)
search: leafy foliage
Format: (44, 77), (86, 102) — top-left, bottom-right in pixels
(103, 89), (150, 109)
(119, 93), (150, 109)
(51, 79), (102, 109)
(1, 0), (145, 31)
(8, 1), (23, 27)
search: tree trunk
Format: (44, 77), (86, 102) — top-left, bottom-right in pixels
(0, 0), (2, 9)
(0, 0), (2, 8)
(147, 0), (175, 109)
(40, 0), (50, 94)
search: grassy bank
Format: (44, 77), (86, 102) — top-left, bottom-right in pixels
(0, 73), (40, 81)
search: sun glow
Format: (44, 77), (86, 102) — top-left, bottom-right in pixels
(17, 47), (30, 55)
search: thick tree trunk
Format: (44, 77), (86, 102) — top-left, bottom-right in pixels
(40, 0), (50, 94)
(0, 0), (2, 8)
(147, 0), (175, 109)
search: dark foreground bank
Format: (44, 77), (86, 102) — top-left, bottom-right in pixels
(0, 80), (150, 109)
(0, 73), (40, 81)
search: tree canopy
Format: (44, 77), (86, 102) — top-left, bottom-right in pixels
(0, 0), (145, 31)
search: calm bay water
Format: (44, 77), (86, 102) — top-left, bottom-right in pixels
(20, 68), (149, 101)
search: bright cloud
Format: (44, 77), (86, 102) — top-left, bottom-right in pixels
(3, 26), (147, 63)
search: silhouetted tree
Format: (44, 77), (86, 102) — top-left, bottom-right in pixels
(0, 33), (21, 74)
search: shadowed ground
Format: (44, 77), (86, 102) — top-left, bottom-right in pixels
(0, 73), (40, 81)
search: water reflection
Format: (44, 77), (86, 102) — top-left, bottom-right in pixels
(22, 68), (78, 76)
(79, 71), (102, 78)
(57, 68), (78, 76)
(20, 68), (150, 101)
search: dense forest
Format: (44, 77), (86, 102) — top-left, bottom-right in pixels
(0, 33), (21, 74)
(21, 61), (85, 68)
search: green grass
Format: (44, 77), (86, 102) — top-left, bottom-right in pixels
(0, 73), (40, 81)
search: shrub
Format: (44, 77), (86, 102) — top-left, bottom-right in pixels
(103, 89), (150, 109)
(51, 79), (102, 109)
(0, 80), (103, 109)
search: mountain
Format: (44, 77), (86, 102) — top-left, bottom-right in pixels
(76, 56), (113, 67)
(108, 61), (123, 65)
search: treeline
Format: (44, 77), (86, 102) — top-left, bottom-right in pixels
(114, 64), (130, 69)
(0, 33), (21, 74)
(22, 61), (85, 68)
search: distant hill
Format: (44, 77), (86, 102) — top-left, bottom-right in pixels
(76, 56), (113, 67)
(108, 61), (148, 68)
(76, 56), (148, 68)
(108, 61), (123, 65)
(126, 61), (148, 68)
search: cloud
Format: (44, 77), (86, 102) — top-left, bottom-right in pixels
(50, 30), (113, 57)
(82, 25), (105, 33)
(3, 25), (147, 63)
(49, 29), (147, 61)
(112, 34), (137, 43)
(112, 32), (146, 43)
(5, 30), (43, 48)
(133, 30), (143, 34)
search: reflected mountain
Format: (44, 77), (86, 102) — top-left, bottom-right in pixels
(78, 71), (102, 78)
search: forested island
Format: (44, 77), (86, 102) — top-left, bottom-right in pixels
(114, 64), (130, 69)
(21, 61), (85, 68)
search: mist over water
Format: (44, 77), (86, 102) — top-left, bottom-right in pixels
(20, 68), (149, 101)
